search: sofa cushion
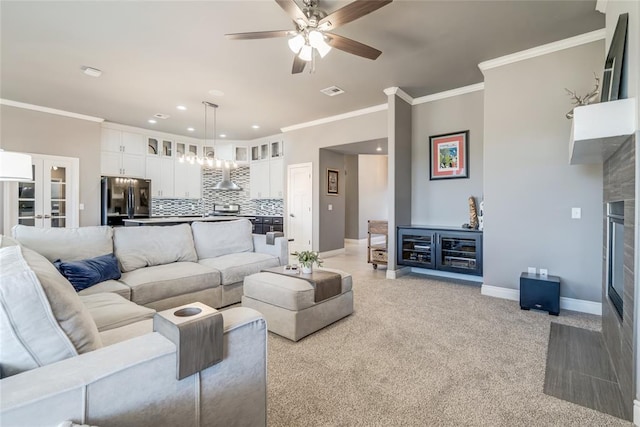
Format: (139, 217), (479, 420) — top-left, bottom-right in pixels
(114, 224), (197, 273)
(12, 224), (113, 263)
(119, 262), (220, 305)
(192, 219), (254, 259)
(0, 246), (102, 377)
(0, 235), (20, 247)
(78, 279), (131, 300)
(80, 293), (155, 332)
(53, 253), (121, 292)
(198, 252), (279, 285)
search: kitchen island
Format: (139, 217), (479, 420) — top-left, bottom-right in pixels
(123, 216), (253, 226)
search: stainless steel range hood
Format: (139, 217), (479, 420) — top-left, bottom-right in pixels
(213, 167), (242, 191)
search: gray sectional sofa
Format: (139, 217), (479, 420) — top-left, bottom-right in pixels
(0, 219), (282, 426)
(12, 219), (288, 310)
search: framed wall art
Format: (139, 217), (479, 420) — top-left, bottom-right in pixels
(429, 130), (469, 180)
(327, 169), (339, 195)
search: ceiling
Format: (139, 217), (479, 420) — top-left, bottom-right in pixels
(0, 1), (604, 141)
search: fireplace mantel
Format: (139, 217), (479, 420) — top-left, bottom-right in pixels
(569, 98), (636, 165)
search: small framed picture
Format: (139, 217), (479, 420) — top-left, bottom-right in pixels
(429, 130), (469, 180)
(327, 169), (339, 195)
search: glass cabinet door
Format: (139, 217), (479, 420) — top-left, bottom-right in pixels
(17, 164), (38, 227)
(47, 162), (68, 228)
(5, 154), (77, 230)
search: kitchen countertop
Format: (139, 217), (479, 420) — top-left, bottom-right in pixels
(123, 216), (252, 225)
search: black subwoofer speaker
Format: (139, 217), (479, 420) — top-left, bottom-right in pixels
(520, 272), (560, 316)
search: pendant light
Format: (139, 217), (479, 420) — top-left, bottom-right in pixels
(202, 101), (242, 191)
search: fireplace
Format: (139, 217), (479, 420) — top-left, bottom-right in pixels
(607, 201), (625, 319)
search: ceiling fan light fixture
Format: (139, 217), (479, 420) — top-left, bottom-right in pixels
(299, 44), (313, 62)
(288, 34), (305, 53)
(316, 40), (331, 58)
(308, 30), (324, 48)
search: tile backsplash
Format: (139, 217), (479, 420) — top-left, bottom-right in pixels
(151, 165), (284, 217)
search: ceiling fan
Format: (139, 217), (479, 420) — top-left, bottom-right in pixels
(225, 0), (392, 74)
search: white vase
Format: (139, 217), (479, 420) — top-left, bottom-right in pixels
(301, 265), (312, 274)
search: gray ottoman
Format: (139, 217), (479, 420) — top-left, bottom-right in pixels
(242, 267), (354, 341)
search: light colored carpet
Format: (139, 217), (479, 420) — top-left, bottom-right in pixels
(265, 250), (632, 426)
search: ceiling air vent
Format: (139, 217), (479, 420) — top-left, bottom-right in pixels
(154, 113), (170, 119)
(320, 86), (345, 97)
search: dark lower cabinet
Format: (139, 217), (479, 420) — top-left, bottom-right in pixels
(397, 226), (483, 276)
(247, 216), (283, 235)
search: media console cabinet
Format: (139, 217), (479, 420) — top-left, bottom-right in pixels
(397, 226), (483, 276)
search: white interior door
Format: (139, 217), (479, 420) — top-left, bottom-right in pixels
(287, 162), (312, 255)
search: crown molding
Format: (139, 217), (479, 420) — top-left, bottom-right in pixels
(0, 99), (104, 123)
(383, 87), (413, 105)
(478, 29), (606, 73)
(413, 83), (485, 105)
(280, 103), (388, 133)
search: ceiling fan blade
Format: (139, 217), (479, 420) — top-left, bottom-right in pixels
(225, 30), (295, 40)
(276, 0), (309, 26)
(292, 55), (306, 74)
(318, 0), (392, 31)
(326, 33), (382, 60)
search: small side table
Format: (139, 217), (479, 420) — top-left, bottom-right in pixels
(519, 272), (560, 315)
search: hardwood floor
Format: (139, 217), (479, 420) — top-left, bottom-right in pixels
(544, 322), (631, 421)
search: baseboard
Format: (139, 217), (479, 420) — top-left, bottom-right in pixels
(412, 267), (484, 283)
(480, 285), (602, 315)
(344, 238), (367, 245)
(634, 399), (640, 426)
(481, 284), (519, 300)
(319, 248), (346, 259)
(387, 267), (411, 279)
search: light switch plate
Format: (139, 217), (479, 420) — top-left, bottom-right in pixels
(328, 204), (333, 211)
(528, 267), (536, 274)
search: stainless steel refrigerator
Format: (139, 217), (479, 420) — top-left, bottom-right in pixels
(101, 176), (151, 226)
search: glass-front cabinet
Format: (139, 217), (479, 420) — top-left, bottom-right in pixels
(5, 154), (79, 230)
(397, 227), (482, 276)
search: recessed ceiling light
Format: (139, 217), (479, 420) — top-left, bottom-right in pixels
(187, 127), (195, 132)
(148, 119), (157, 124)
(81, 66), (102, 77)
(177, 105), (187, 111)
(251, 125), (260, 129)
(376, 146), (382, 151)
(208, 89), (225, 97)
(219, 134), (227, 138)
(154, 113), (170, 120)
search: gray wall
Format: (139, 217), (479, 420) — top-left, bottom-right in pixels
(344, 154), (359, 240)
(358, 155), (388, 239)
(318, 149), (346, 252)
(284, 109), (387, 251)
(483, 40), (604, 302)
(387, 94), (412, 271)
(0, 105), (102, 230)
(412, 91), (484, 226)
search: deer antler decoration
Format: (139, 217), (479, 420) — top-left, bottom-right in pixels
(565, 73), (600, 119)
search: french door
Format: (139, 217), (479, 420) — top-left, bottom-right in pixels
(4, 153), (79, 230)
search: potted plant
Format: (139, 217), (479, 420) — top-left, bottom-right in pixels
(292, 250), (323, 274)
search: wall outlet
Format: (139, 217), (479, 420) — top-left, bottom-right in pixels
(571, 207), (581, 219)
(539, 268), (548, 277)
(528, 267), (537, 274)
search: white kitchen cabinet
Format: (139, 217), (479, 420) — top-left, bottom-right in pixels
(147, 137), (174, 157)
(4, 153), (79, 230)
(234, 145), (249, 164)
(100, 129), (145, 177)
(146, 157), (175, 198)
(176, 142), (199, 161)
(269, 157), (284, 198)
(250, 156), (284, 199)
(250, 143), (269, 162)
(250, 160), (270, 199)
(174, 161), (201, 198)
(270, 140), (284, 158)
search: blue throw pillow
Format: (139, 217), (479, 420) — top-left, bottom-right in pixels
(53, 253), (121, 292)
